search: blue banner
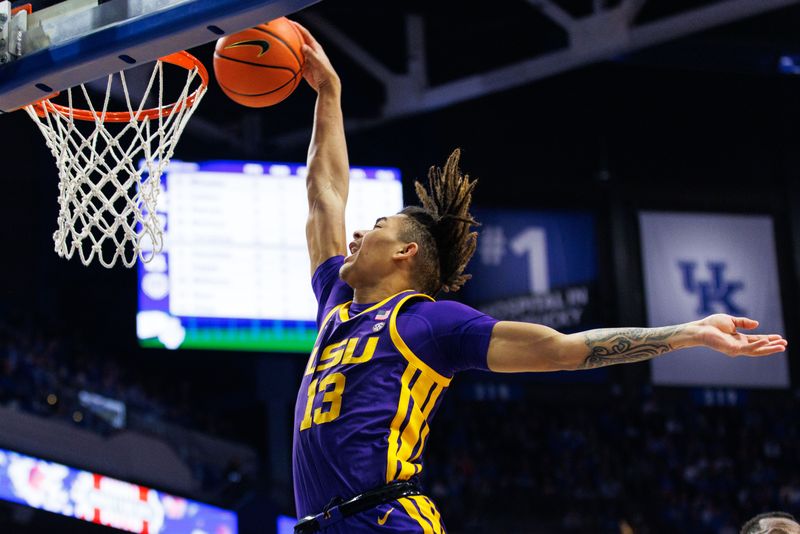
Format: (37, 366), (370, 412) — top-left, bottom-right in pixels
(461, 209), (599, 332)
(639, 211), (789, 388)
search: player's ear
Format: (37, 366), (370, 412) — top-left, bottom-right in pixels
(395, 242), (419, 261)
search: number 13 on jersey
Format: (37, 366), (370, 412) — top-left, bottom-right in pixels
(299, 373), (346, 430)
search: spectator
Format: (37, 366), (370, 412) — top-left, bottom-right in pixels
(740, 512), (800, 534)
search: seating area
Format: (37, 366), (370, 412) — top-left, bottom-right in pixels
(0, 315), (260, 501)
(425, 381), (800, 532)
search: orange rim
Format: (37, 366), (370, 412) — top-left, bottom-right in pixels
(11, 4), (32, 15)
(31, 51), (209, 122)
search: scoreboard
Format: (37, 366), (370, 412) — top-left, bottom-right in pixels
(137, 160), (403, 352)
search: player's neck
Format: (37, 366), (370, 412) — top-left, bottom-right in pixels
(352, 279), (414, 305)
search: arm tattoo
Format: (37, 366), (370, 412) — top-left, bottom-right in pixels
(578, 325), (686, 369)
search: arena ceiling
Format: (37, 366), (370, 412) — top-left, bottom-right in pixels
(212, 0), (800, 153)
(19, 0), (800, 153)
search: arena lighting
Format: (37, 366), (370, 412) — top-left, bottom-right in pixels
(78, 390), (127, 429)
(277, 514), (296, 534)
(0, 447), (237, 533)
(778, 55), (800, 74)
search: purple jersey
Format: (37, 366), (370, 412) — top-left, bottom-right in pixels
(292, 256), (497, 532)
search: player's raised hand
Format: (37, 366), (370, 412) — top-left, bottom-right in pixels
(695, 314), (787, 357)
(291, 21), (339, 93)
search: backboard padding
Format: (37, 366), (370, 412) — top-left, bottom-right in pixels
(0, 0), (319, 112)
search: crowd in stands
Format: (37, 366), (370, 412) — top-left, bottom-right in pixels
(0, 315), (258, 498)
(425, 380), (800, 533)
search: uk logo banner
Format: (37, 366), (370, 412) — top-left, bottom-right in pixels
(639, 212), (789, 388)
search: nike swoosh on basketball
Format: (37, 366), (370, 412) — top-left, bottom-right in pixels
(377, 508), (394, 525)
(224, 40), (270, 57)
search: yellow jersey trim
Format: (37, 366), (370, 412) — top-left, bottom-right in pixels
(414, 496), (444, 533)
(397, 498), (437, 534)
(385, 293), (451, 483)
(388, 293), (452, 387)
(395, 373), (441, 480)
(304, 304), (344, 376)
(319, 304), (342, 337)
(337, 289), (415, 322)
(386, 364), (416, 482)
(386, 362), (443, 481)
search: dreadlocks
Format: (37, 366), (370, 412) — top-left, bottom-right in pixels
(400, 148), (479, 296)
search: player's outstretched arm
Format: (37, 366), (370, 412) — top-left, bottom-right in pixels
(486, 314), (787, 373)
(293, 22), (349, 275)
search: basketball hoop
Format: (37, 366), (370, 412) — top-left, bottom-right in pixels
(24, 51), (208, 268)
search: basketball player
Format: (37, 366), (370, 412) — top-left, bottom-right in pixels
(290, 22), (788, 534)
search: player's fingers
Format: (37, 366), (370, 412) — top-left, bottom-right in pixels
(291, 21), (319, 48)
(732, 317), (759, 330)
(751, 338), (786, 350)
(746, 334), (784, 343)
(750, 343), (788, 356)
(751, 335), (787, 345)
(736, 340), (784, 357)
(735, 338), (771, 354)
(300, 44), (320, 65)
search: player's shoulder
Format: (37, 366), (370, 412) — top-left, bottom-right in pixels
(312, 255), (352, 324)
(312, 255), (345, 280)
(312, 255), (346, 291)
(402, 297), (483, 317)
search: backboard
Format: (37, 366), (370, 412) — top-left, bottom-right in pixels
(0, 0), (320, 112)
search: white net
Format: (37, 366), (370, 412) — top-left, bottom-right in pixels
(24, 56), (207, 268)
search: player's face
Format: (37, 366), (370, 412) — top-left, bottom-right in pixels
(339, 214), (407, 287)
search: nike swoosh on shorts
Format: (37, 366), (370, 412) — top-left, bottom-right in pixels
(377, 507), (394, 525)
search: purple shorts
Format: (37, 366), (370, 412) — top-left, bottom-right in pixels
(314, 495), (446, 533)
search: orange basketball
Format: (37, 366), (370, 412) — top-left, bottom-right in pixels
(213, 17), (305, 108)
